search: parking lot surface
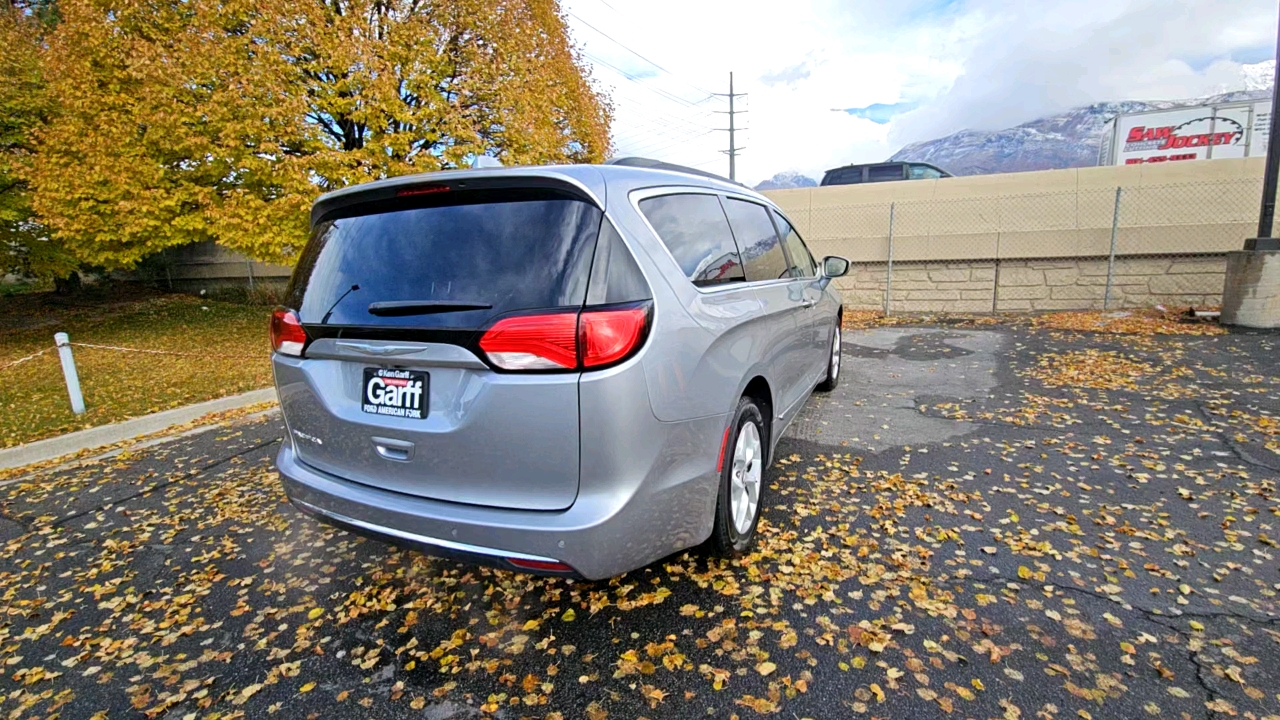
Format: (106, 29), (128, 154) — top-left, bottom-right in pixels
(1, 324), (1278, 719)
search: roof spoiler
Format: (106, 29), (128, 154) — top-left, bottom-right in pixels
(310, 174), (602, 227)
(605, 157), (746, 188)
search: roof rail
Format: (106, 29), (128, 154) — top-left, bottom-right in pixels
(605, 157), (745, 187)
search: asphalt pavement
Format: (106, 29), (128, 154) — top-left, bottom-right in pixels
(1, 324), (1278, 719)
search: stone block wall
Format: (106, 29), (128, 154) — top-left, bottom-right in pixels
(836, 262), (999, 313)
(833, 255), (1227, 313)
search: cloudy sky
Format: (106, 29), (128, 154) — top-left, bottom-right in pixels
(562, 0), (1278, 186)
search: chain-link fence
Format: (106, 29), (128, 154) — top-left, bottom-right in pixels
(787, 177), (1264, 314)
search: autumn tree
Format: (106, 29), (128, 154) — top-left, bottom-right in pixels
(31, 0), (612, 268)
(0, 4), (79, 284)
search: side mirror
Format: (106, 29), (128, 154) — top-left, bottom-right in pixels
(822, 256), (850, 278)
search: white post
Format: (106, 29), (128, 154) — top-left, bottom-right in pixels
(885, 202), (895, 316)
(54, 332), (85, 415)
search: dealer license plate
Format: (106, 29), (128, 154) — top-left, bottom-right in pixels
(362, 368), (428, 419)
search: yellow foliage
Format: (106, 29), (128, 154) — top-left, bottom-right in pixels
(31, 0), (612, 269)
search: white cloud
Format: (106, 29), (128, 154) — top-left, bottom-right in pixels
(563, 0), (1275, 186)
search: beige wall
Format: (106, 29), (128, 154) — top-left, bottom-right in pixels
(838, 257), (1226, 313)
(156, 240), (292, 287)
(764, 157), (1265, 265)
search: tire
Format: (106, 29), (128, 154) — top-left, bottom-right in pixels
(710, 396), (767, 556)
(816, 324), (841, 392)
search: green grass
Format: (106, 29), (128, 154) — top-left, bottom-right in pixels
(0, 279), (50, 298)
(0, 289), (272, 449)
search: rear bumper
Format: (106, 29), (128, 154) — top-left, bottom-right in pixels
(275, 409), (725, 580)
(287, 493), (580, 577)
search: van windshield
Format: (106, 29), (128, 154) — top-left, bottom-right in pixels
(287, 188), (603, 329)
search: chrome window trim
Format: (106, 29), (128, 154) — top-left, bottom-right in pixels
(629, 186), (802, 295)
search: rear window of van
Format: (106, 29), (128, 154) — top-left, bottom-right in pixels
(287, 188), (603, 329)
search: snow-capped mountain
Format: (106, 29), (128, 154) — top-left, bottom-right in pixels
(754, 171), (818, 191)
(889, 101), (1161, 175)
(1245, 60), (1275, 92)
(888, 62), (1273, 176)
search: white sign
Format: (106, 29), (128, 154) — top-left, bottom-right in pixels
(1115, 107), (1248, 165)
(1252, 100), (1271, 158)
(1210, 106), (1251, 159)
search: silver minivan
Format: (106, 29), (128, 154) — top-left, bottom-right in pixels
(270, 159), (849, 580)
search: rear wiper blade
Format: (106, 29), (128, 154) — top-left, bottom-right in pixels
(367, 300), (493, 317)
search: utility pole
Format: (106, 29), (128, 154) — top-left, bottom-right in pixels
(713, 72), (747, 181)
(1253, 18), (1280, 246)
(1221, 0), (1280, 328)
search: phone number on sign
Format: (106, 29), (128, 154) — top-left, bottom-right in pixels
(1124, 154), (1198, 165)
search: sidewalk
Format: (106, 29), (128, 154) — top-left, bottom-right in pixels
(0, 387), (277, 471)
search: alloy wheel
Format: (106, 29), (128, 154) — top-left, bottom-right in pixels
(831, 327), (841, 380)
(729, 421), (762, 535)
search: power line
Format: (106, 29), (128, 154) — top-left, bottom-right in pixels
(621, 130), (715, 158)
(583, 51), (714, 113)
(609, 109), (715, 148)
(594, 81), (718, 142)
(612, 99), (715, 131)
(612, 124), (714, 158)
(568, 11), (715, 98)
(687, 156), (728, 170)
(612, 123), (710, 149)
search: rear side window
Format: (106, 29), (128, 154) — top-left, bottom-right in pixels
(821, 167), (863, 186)
(723, 198), (789, 282)
(638, 193), (745, 288)
(867, 164), (905, 182)
(585, 220), (651, 306)
(774, 213), (817, 278)
(288, 188), (602, 329)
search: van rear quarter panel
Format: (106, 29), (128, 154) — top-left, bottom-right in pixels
(608, 187), (775, 424)
(578, 357), (721, 568)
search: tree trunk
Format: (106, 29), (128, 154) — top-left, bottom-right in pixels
(53, 270), (81, 295)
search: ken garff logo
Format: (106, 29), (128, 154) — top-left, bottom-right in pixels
(365, 370), (423, 409)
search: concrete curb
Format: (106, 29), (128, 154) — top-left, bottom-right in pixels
(0, 388), (278, 471)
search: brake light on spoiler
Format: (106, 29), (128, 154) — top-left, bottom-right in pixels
(394, 184), (451, 197)
(479, 303), (650, 372)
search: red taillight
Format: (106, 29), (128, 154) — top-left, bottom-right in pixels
(479, 313), (579, 370)
(507, 558), (575, 573)
(270, 308), (307, 356)
(478, 304), (650, 372)
(580, 307), (649, 368)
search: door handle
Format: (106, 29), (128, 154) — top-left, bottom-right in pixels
(800, 298), (817, 308)
(372, 436), (414, 461)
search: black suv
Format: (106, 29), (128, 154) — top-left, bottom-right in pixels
(820, 161), (951, 186)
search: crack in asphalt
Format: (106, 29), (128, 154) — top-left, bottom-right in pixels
(49, 437), (280, 528)
(1191, 401), (1280, 474)
(942, 571), (1265, 719)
